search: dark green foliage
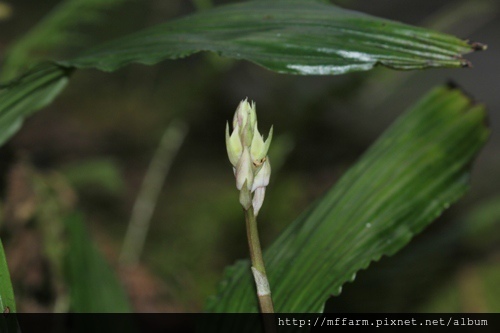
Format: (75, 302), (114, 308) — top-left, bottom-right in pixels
(64, 0), (481, 73)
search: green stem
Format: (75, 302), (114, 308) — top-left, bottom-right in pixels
(244, 207), (274, 314)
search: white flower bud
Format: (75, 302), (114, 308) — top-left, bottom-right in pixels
(226, 122), (242, 167)
(250, 125), (273, 165)
(247, 101), (257, 131)
(235, 147), (253, 190)
(251, 158), (271, 192)
(226, 99), (272, 212)
(239, 183), (252, 210)
(233, 99), (251, 130)
(252, 187), (266, 216)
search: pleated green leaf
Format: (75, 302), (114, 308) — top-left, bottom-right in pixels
(205, 85), (489, 320)
(0, 63), (71, 147)
(62, 0), (483, 74)
(0, 239), (16, 313)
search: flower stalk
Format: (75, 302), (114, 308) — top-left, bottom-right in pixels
(226, 99), (275, 315)
(245, 207), (274, 313)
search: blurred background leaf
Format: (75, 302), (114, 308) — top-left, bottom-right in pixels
(0, 239), (16, 313)
(62, 158), (125, 196)
(1, 0), (129, 81)
(0, 1), (12, 22)
(64, 212), (132, 312)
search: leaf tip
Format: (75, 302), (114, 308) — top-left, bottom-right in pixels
(445, 81), (490, 134)
(444, 80), (478, 105)
(467, 41), (488, 51)
(460, 59), (473, 68)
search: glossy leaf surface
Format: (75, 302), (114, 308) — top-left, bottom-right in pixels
(63, 0), (482, 74)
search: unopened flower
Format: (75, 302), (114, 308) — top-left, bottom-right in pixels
(251, 126), (273, 167)
(252, 187), (266, 216)
(226, 123), (242, 166)
(251, 159), (271, 192)
(226, 99), (272, 215)
(236, 147), (253, 191)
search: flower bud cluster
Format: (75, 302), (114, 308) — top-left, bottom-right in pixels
(226, 99), (273, 215)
